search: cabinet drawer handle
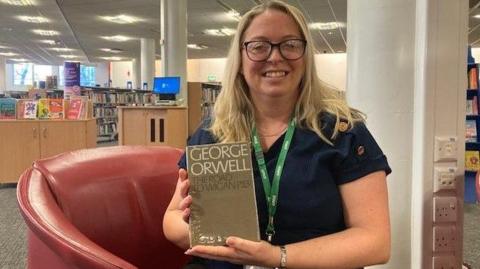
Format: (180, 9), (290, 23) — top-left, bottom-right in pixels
(42, 127), (47, 138)
(33, 127), (37, 138)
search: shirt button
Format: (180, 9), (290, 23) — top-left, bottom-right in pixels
(357, 146), (365, 155)
(338, 122), (348, 132)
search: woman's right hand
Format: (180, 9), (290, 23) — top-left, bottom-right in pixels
(177, 168), (192, 223)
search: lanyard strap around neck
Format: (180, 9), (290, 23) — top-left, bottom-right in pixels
(251, 118), (296, 242)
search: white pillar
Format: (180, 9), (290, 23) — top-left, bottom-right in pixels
(132, 58), (141, 89)
(0, 56), (6, 92)
(347, 0), (467, 268)
(160, 0), (187, 102)
(140, 38), (155, 90)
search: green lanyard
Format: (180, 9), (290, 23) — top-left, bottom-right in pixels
(251, 118), (296, 242)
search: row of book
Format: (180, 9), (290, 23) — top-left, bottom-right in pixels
(202, 84), (221, 105)
(0, 97), (88, 120)
(466, 96), (479, 115)
(85, 91), (154, 105)
(468, 66), (478, 90)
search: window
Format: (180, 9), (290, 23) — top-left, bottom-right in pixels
(13, 63), (33, 86)
(80, 65), (96, 86)
(33, 65), (52, 85)
(59, 65), (64, 86)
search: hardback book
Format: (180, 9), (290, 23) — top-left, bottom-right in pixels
(473, 96), (479, 115)
(466, 99), (473, 115)
(17, 99), (38, 119)
(37, 98), (50, 119)
(48, 98), (64, 119)
(469, 67), (478, 89)
(0, 98), (17, 119)
(187, 142), (260, 247)
(466, 120), (477, 142)
(465, 150), (480, 171)
(66, 96), (87, 120)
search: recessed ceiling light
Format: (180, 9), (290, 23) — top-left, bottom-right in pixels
(100, 48), (123, 53)
(17, 16), (49, 23)
(203, 28), (236, 36)
(11, 58), (29, 62)
(100, 56), (122, 61)
(39, 39), (57, 45)
(309, 22), (343, 30)
(32, 29), (59, 36)
(337, 50), (345, 53)
(0, 52), (18, 56)
(49, 47), (74, 52)
(101, 35), (131, 42)
(101, 14), (138, 24)
(187, 44), (208, 50)
(474, 14), (480, 19)
(227, 10), (241, 21)
(1, 0), (34, 6)
(59, 55), (78, 59)
(0, 45), (9, 49)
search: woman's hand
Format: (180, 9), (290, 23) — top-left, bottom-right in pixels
(177, 168), (192, 223)
(185, 237), (280, 267)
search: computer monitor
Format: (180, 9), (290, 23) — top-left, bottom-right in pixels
(153, 76), (180, 100)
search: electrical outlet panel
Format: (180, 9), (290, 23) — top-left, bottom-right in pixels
(432, 255), (456, 269)
(434, 137), (458, 162)
(433, 167), (457, 193)
(433, 226), (457, 252)
(433, 197), (457, 223)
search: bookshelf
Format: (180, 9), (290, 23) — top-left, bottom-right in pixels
(465, 61), (480, 203)
(82, 87), (154, 142)
(187, 82), (221, 136)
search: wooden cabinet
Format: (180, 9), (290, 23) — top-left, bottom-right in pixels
(0, 119), (96, 183)
(117, 106), (187, 149)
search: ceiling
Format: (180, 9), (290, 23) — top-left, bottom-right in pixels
(0, 0), (347, 65)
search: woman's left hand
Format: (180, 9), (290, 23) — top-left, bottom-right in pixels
(185, 236), (279, 267)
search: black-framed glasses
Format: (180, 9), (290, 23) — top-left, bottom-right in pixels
(243, 39), (307, 62)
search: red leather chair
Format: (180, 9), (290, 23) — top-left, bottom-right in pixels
(17, 146), (190, 269)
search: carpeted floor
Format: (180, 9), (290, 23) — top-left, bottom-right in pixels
(1, 183), (479, 268)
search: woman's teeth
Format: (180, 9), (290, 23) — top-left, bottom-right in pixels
(264, 71), (286, 77)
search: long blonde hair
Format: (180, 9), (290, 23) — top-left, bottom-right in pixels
(210, 0), (364, 144)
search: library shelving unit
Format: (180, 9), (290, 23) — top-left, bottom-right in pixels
(465, 62), (480, 203)
(187, 82), (221, 136)
(82, 87), (154, 142)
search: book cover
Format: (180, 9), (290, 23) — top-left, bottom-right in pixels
(469, 67), (478, 89)
(466, 120), (477, 142)
(66, 97), (87, 120)
(48, 98), (64, 119)
(22, 100), (38, 119)
(0, 98), (17, 119)
(187, 142), (260, 247)
(466, 99), (473, 115)
(473, 96), (478, 115)
(37, 98), (50, 119)
(466, 150), (480, 171)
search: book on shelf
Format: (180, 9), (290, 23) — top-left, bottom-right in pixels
(66, 96), (87, 120)
(466, 119), (477, 142)
(466, 99), (473, 115)
(187, 142), (260, 247)
(37, 98), (50, 119)
(474, 96), (479, 115)
(48, 98), (64, 119)
(466, 150), (480, 171)
(0, 98), (17, 119)
(469, 66), (478, 89)
(17, 99), (38, 119)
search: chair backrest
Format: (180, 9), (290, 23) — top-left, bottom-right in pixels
(18, 146), (190, 269)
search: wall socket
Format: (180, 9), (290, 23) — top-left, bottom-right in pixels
(433, 167), (457, 193)
(433, 197), (457, 223)
(433, 226), (457, 252)
(434, 136), (458, 162)
(432, 255), (456, 269)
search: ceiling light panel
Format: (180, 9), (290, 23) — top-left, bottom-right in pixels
(17, 16), (49, 23)
(101, 35), (131, 42)
(101, 14), (138, 24)
(49, 47), (74, 52)
(100, 48), (123, 53)
(100, 56), (122, 61)
(11, 58), (29, 62)
(203, 28), (236, 36)
(1, 0), (34, 6)
(59, 55), (77, 59)
(39, 39), (57, 45)
(309, 22), (344, 30)
(32, 29), (59, 36)
(0, 52), (18, 56)
(187, 44), (208, 50)
(227, 10), (241, 21)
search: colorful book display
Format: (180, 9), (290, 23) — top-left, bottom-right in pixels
(466, 120), (477, 143)
(469, 66), (478, 90)
(186, 142), (260, 247)
(66, 96), (88, 120)
(17, 99), (38, 119)
(466, 150), (480, 171)
(0, 98), (17, 119)
(37, 98), (50, 119)
(48, 98), (64, 119)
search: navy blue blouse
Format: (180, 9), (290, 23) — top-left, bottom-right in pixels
(178, 114), (392, 269)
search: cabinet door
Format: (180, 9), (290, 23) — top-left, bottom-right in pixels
(145, 109), (187, 148)
(0, 121), (40, 183)
(120, 109), (147, 145)
(39, 121), (87, 158)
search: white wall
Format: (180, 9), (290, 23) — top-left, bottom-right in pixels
(95, 62), (109, 87)
(110, 61), (132, 88)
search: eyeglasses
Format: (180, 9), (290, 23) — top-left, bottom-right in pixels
(243, 39), (307, 62)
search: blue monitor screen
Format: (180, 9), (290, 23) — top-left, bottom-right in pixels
(153, 76), (180, 94)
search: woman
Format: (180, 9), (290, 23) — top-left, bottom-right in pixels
(163, 1), (392, 268)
